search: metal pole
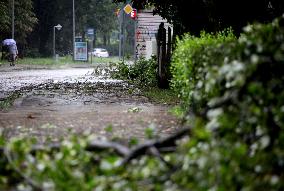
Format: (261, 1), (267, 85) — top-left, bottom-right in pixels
(122, 11), (125, 62)
(72, 0), (75, 61)
(118, 10), (122, 59)
(12, 0), (14, 39)
(134, 19), (137, 60)
(122, 0), (131, 61)
(53, 26), (55, 59)
(90, 40), (93, 64)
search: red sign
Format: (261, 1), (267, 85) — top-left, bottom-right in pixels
(130, 9), (137, 20)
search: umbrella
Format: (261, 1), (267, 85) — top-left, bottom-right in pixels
(2, 39), (16, 46)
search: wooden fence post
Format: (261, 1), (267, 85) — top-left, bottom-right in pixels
(157, 22), (169, 88)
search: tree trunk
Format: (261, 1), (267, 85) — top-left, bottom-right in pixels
(103, 35), (107, 46)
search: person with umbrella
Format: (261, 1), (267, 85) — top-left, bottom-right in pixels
(1, 39), (18, 66)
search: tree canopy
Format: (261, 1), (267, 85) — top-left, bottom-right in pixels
(27, 0), (119, 56)
(0, 0), (119, 56)
(114, 0), (284, 35)
(0, 0), (37, 47)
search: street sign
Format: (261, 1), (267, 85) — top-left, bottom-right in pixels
(87, 28), (94, 35)
(75, 36), (82, 42)
(123, 4), (133, 14)
(130, 9), (137, 20)
(87, 28), (95, 41)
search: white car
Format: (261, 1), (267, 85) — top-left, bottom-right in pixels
(92, 48), (109, 57)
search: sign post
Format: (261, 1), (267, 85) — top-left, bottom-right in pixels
(87, 28), (95, 64)
(53, 24), (62, 60)
(118, 1), (132, 60)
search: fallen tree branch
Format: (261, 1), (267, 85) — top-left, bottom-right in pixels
(120, 127), (191, 165)
(30, 141), (130, 157)
(86, 140), (130, 156)
(0, 127), (191, 169)
(148, 146), (174, 168)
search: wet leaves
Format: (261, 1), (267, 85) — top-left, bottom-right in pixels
(27, 114), (36, 119)
(128, 107), (142, 113)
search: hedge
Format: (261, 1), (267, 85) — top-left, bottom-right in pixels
(170, 16), (284, 190)
(170, 28), (237, 111)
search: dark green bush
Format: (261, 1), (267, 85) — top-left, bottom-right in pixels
(23, 48), (42, 58)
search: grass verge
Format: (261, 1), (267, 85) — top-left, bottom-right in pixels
(142, 87), (180, 105)
(15, 56), (121, 66)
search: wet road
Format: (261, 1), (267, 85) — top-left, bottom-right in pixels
(0, 67), (120, 99)
(0, 65), (180, 142)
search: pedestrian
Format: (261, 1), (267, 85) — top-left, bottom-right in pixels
(8, 43), (18, 66)
(1, 39), (18, 66)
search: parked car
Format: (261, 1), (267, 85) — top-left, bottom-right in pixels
(92, 48), (109, 57)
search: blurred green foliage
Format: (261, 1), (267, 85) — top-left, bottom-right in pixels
(170, 16), (284, 190)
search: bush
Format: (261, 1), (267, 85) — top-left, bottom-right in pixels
(111, 56), (158, 87)
(170, 28), (236, 110)
(23, 48), (42, 58)
(170, 16), (284, 190)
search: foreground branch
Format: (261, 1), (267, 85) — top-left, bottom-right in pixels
(0, 127), (191, 168)
(120, 127), (191, 165)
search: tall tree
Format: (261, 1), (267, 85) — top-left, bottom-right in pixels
(0, 1), (10, 38)
(28, 0), (72, 56)
(76, 0), (118, 46)
(0, 0), (37, 48)
(28, 0), (118, 56)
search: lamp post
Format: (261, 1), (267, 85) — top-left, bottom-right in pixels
(53, 24), (62, 59)
(72, 0), (75, 61)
